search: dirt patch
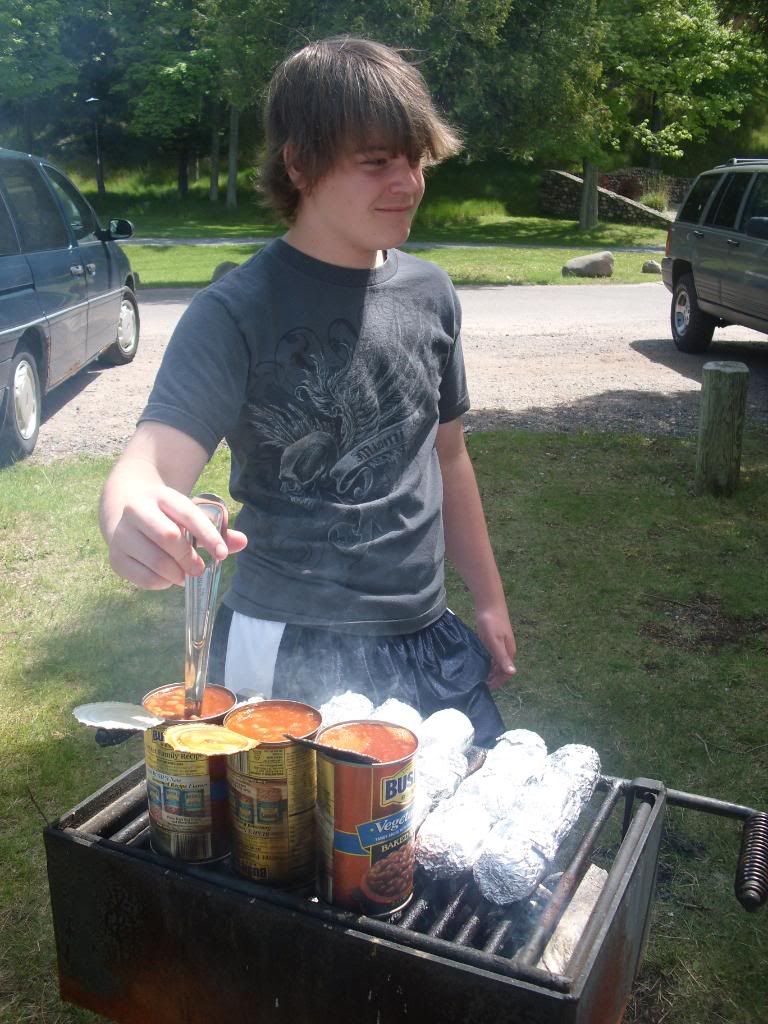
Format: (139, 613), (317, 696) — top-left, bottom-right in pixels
(640, 595), (768, 651)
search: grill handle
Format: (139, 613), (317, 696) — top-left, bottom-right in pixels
(664, 787), (768, 912)
(735, 813), (768, 912)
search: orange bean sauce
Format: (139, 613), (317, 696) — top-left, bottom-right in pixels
(142, 684), (235, 722)
(319, 722), (417, 763)
(225, 700), (321, 744)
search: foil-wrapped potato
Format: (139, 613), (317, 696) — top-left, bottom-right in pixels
(418, 708), (474, 754)
(474, 744), (601, 904)
(318, 691), (374, 726)
(370, 698), (423, 733)
(416, 794), (494, 879)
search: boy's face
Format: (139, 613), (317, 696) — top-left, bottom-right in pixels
(287, 141), (426, 268)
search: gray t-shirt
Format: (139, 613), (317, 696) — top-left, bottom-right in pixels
(140, 239), (469, 634)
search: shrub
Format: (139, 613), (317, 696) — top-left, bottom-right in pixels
(639, 190), (669, 212)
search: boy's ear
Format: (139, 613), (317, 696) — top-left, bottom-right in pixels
(283, 144), (305, 189)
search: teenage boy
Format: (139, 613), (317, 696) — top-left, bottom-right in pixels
(100, 36), (516, 743)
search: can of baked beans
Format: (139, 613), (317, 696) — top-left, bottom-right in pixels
(224, 699), (322, 887)
(142, 683), (236, 862)
(315, 720), (418, 916)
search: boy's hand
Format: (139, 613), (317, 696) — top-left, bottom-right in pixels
(108, 486), (248, 590)
(475, 604), (517, 691)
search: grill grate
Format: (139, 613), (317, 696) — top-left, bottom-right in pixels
(61, 761), (642, 978)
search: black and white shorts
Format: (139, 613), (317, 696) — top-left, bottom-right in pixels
(209, 606), (505, 747)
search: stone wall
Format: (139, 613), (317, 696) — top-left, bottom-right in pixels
(539, 170), (675, 227)
(597, 167), (694, 203)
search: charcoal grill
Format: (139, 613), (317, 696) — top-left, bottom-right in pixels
(44, 760), (766, 1024)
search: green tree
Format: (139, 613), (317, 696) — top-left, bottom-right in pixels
(112, 0), (214, 197)
(0, 0), (74, 150)
(577, 0), (764, 228)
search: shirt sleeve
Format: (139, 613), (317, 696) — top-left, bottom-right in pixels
(437, 283), (470, 423)
(139, 289), (250, 456)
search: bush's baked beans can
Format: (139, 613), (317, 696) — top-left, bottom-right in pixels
(142, 683), (236, 862)
(315, 720), (418, 916)
(224, 700), (322, 887)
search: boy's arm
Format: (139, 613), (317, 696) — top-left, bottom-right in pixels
(100, 422), (247, 590)
(435, 418), (516, 690)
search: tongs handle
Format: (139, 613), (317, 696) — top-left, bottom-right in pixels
(184, 493), (228, 718)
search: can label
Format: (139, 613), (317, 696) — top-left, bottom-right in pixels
(316, 739), (417, 915)
(227, 742), (316, 886)
(144, 727), (229, 861)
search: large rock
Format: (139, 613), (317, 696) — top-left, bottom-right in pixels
(212, 260), (239, 282)
(562, 251), (614, 278)
(642, 259), (662, 274)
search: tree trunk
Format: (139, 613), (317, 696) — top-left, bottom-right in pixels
(226, 105), (239, 210)
(578, 159), (599, 230)
(178, 141), (189, 198)
(209, 98), (221, 203)
(649, 93), (662, 172)
(22, 101), (33, 153)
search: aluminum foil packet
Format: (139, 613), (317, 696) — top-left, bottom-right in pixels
(318, 691), (374, 726)
(474, 743), (601, 904)
(416, 794), (494, 879)
(452, 728), (547, 822)
(418, 708), (474, 755)
(369, 698), (423, 733)
(416, 747), (468, 813)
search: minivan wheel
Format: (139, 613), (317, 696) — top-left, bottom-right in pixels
(671, 273), (715, 353)
(0, 348), (41, 464)
(100, 288), (140, 366)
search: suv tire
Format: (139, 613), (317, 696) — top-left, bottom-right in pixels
(100, 288), (140, 366)
(0, 347), (41, 464)
(671, 273), (715, 353)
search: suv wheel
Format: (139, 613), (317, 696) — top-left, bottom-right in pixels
(100, 288), (140, 366)
(0, 347), (41, 464)
(671, 273), (715, 353)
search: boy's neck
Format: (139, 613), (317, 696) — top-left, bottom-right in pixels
(282, 226), (386, 270)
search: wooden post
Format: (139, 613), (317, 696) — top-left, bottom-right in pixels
(694, 361), (749, 496)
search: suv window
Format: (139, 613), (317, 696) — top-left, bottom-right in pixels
(0, 158), (68, 252)
(739, 173), (768, 226)
(44, 165), (99, 242)
(704, 172), (753, 229)
(678, 174), (722, 223)
(0, 194), (19, 256)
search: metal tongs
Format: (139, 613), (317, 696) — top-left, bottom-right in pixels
(184, 492), (228, 719)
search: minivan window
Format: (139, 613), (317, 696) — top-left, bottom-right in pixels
(0, 159), (68, 252)
(705, 172), (753, 229)
(44, 165), (99, 242)
(0, 194), (18, 256)
(740, 174), (768, 226)
(678, 174), (723, 223)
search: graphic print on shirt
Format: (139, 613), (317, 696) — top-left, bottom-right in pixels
(241, 294), (440, 567)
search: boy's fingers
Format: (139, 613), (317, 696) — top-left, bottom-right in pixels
(156, 491), (229, 561)
(225, 528), (249, 554)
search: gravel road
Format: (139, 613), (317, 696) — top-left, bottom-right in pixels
(30, 281), (768, 463)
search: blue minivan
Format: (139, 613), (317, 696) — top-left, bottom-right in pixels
(0, 148), (139, 462)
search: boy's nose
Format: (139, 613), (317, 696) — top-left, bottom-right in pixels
(388, 156), (424, 194)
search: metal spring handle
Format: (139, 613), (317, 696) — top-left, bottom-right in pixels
(735, 812), (768, 912)
(184, 493), (228, 718)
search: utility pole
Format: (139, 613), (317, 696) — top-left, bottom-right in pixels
(85, 97), (106, 198)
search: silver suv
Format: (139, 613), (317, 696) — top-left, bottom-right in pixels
(662, 158), (768, 352)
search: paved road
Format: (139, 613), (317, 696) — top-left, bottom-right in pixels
(33, 282), (768, 462)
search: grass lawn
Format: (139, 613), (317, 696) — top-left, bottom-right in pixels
(1, 433), (766, 1023)
(126, 242), (664, 289)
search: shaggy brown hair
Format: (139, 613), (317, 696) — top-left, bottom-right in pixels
(261, 36), (462, 223)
